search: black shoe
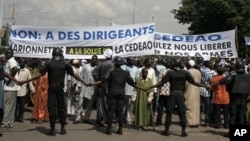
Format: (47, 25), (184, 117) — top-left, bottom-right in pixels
(148, 122), (153, 126)
(0, 132), (2, 137)
(18, 119), (24, 123)
(155, 122), (162, 126)
(224, 124), (229, 129)
(47, 129), (56, 136)
(106, 128), (112, 135)
(31, 119), (36, 123)
(73, 120), (81, 124)
(140, 126), (145, 131)
(116, 128), (123, 135)
(37, 120), (43, 124)
(60, 128), (67, 135)
(83, 120), (92, 124)
(127, 124), (131, 129)
(213, 124), (220, 129)
(189, 125), (199, 128)
(96, 122), (105, 127)
(161, 131), (170, 136)
(224, 132), (229, 138)
(181, 131), (188, 137)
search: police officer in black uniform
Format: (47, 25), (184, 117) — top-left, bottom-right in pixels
(215, 59), (250, 126)
(89, 56), (144, 135)
(20, 48), (87, 136)
(147, 57), (209, 137)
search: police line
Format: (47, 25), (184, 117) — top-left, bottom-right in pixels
(9, 23), (237, 59)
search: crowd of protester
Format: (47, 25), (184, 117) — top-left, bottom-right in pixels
(0, 47), (250, 137)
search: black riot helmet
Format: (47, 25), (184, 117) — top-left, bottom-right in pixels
(172, 57), (182, 71)
(52, 47), (63, 60)
(114, 56), (124, 67)
(235, 59), (245, 73)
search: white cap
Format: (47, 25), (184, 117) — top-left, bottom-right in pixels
(188, 60), (195, 67)
(73, 59), (80, 64)
(0, 54), (5, 58)
(103, 49), (113, 58)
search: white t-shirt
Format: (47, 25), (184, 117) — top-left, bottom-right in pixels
(4, 57), (19, 91)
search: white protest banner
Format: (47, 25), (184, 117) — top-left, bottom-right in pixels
(110, 23), (155, 57)
(154, 29), (238, 58)
(9, 23), (155, 59)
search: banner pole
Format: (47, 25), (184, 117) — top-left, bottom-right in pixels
(235, 26), (239, 58)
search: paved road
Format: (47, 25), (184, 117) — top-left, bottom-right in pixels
(0, 108), (229, 141)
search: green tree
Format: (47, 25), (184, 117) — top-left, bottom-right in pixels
(1, 27), (8, 45)
(0, 25), (8, 54)
(172, 0), (250, 58)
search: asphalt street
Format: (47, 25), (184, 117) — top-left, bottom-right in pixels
(0, 107), (229, 141)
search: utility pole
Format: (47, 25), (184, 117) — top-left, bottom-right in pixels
(9, 2), (16, 25)
(109, 18), (112, 26)
(132, 0), (136, 24)
(0, 0), (3, 27)
(4, 2), (17, 47)
(0, 0), (3, 46)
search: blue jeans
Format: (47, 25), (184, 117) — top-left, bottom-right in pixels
(201, 96), (212, 125)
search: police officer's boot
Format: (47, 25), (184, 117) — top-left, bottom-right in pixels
(47, 124), (56, 136)
(161, 125), (170, 136)
(116, 125), (123, 135)
(181, 125), (188, 137)
(60, 124), (67, 135)
(106, 125), (112, 135)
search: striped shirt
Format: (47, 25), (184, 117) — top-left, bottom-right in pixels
(200, 66), (214, 97)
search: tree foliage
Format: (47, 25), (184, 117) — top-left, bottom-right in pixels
(172, 0), (250, 57)
(0, 26), (8, 54)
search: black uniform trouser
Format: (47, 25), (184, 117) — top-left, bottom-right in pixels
(107, 88), (125, 128)
(165, 90), (186, 127)
(48, 83), (67, 127)
(229, 95), (247, 125)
